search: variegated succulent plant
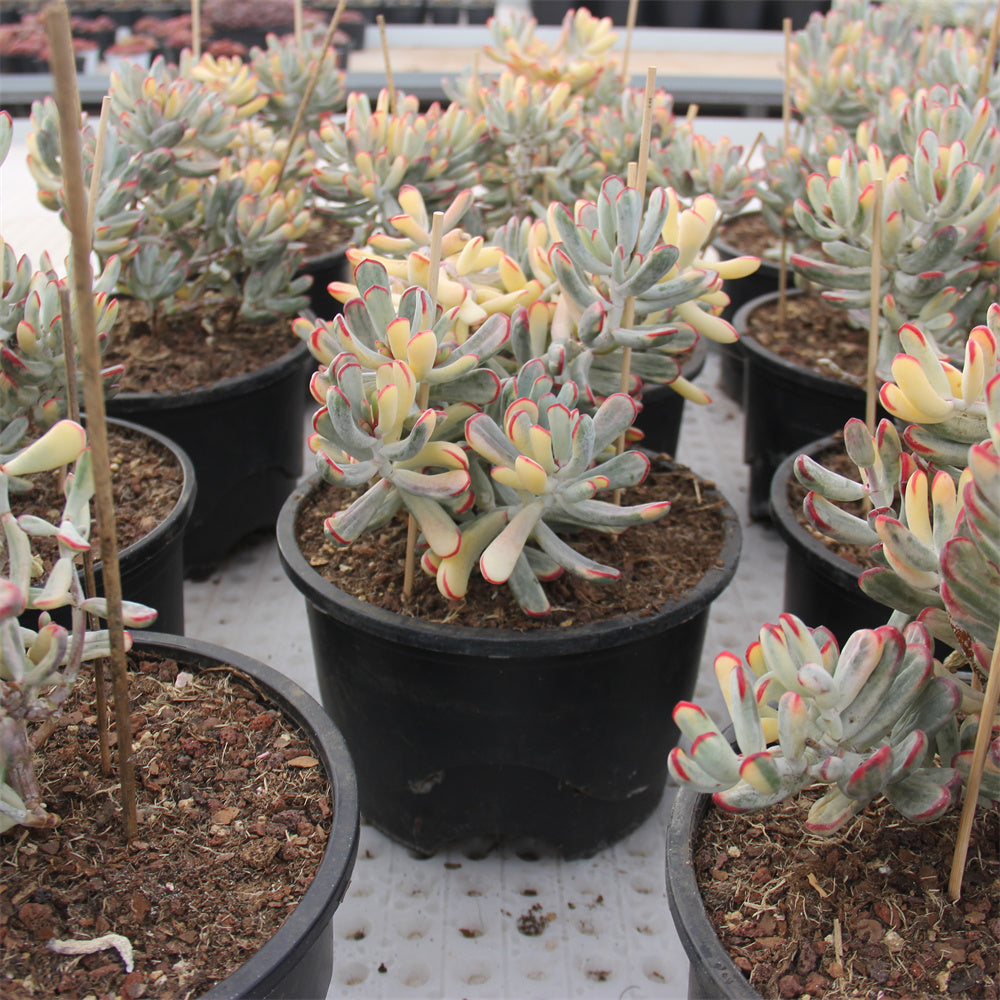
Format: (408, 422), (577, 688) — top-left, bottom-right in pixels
(668, 613), (972, 832)
(242, 27), (348, 132)
(27, 57), (312, 336)
(309, 89), (487, 245)
(669, 303), (1000, 830)
(479, 6), (622, 111)
(296, 175), (757, 614)
(0, 421), (155, 834)
(754, 114), (855, 262)
(1, 111), (122, 454)
(310, 177), (758, 410)
(794, 305), (1000, 711)
(790, 98), (1000, 373)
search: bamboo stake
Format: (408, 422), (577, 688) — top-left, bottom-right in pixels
(948, 623), (1000, 901)
(294, 0), (304, 49)
(865, 178), (883, 435)
(778, 17), (792, 333)
(276, 0), (349, 185)
(402, 211), (444, 600)
(85, 97), (111, 249)
(191, 0), (201, 61)
(742, 130), (765, 171)
(377, 15), (397, 116)
(622, 0), (639, 84)
(917, 13), (932, 70)
(44, 0), (137, 839)
(980, 0), (1000, 103)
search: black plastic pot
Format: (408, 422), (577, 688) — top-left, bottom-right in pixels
(98, 418), (196, 634)
(530, 0), (571, 24)
(18, 418), (196, 636)
(107, 343), (311, 575)
(634, 337), (708, 457)
(131, 633), (359, 1000)
(276, 465), (742, 858)
(298, 247), (349, 321)
(761, 0), (830, 30)
(770, 436), (890, 645)
(666, 782), (762, 1000)
(704, 0), (765, 28)
(737, 289), (873, 521)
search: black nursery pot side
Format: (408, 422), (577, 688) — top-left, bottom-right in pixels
(131, 632), (360, 1000)
(666, 782), (763, 1000)
(107, 342), (311, 575)
(277, 466), (742, 858)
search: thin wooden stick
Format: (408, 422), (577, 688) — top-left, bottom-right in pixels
(778, 17), (793, 333)
(948, 623), (1000, 901)
(865, 178), (883, 435)
(622, 0), (640, 85)
(294, 0), (303, 49)
(980, 0), (1000, 102)
(85, 96), (111, 249)
(58, 286), (111, 776)
(635, 66), (656, 197)
(917, 13), (932, 70)
(402, 211), (444, 599)
(44, 0), (137, 839)
(742, 130), (765, 170)
(191, 0), (201, 61)
(276, 0), (348, 185)
(377, 15), (397, 116)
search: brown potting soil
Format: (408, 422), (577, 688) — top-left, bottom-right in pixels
(105, 300), (302, 395)
(10, 421), (184, 560)
(294, 461), (730, 629)
(695, 792), (1000, 999)
(741, 294), (871, 385)
(0, 654), (332, 1000)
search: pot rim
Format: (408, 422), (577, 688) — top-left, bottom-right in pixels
(101, 416), (197, 569)
(666, 782), (764, 1000)
(129, 632), (359, 1000)
(276, 464), (742, 656)
(769, 432), (869, 589)
(109, 341), (310, 412)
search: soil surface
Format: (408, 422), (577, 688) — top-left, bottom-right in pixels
(10, 422), (185, 559)
(717, 212), (821, 268)
(718, 211), (786, 263)
(105, 300), (301, 395)
(741, 294), (871, 385)
(294, 461), (729, 629)
(0, 653), (332, 1000)
(696, 792), (1000, 999)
